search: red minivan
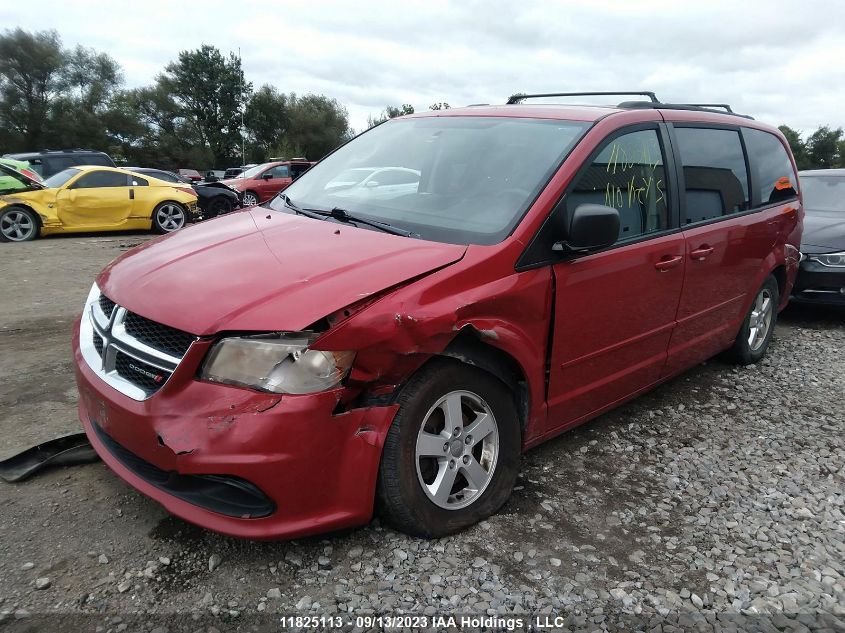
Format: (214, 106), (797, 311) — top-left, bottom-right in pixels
(73, 92), (803, 540)
(221, 159), (314, 207)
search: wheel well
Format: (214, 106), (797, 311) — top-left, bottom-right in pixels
(770, 265), (787, 299)
(437, 329), (529, 436)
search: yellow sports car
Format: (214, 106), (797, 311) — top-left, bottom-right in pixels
(0, 164), (199, 242)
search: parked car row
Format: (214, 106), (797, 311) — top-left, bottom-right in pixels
(0, 164), (199, 241)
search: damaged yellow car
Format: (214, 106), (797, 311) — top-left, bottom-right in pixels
(0, 164), (199, 242)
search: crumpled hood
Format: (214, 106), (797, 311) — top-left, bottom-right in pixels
(97, 208), (466, 335)
(801, 212), (845, 252)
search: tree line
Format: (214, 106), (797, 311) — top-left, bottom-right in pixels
(2, 29), (844, 172)
(0, 29), (352, 169)
(778, 125), (845, 170)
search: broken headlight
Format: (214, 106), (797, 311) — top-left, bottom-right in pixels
(200, 334), (355, 394)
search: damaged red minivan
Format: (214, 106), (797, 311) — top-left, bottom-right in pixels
(73, 92), (803, 539)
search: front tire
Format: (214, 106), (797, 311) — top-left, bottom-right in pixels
(0, 206), (39, 242)
(242, 191), (260, 207)
(152, 201), (187, 234)
(205, 196), (233, 218)
(377, 359), (521, 538)
(727, 275), (779, 365)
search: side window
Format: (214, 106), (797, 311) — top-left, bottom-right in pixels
(269, 165), (290, 178)
(82, 155), (112, 167)
(72, 171), (129, 189)
(743, 128), (797, 206)
(566, 129), (669, 242)
(129, 176), (148, 187)
(675, 127), (750, 224)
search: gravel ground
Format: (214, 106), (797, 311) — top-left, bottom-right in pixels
(0, 233), (843, 632)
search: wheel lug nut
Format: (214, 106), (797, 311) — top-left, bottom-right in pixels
(449, 460), (456, 469)
(465, 435), (472, 444)
(462, 455), (470, 464)
(453, 427), (461, 436)
(443, 443), (449, 452)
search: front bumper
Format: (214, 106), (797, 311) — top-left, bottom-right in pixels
(791, 259), (845, 305)
(73, 318), (398, 540)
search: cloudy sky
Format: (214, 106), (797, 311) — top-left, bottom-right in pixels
(2, 0), (843, 134)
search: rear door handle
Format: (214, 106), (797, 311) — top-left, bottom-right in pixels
(654, 255), (683, 272)
(129, 189), (135, 200)
(690, 245), (714, 260)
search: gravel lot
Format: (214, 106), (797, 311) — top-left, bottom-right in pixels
(0, 232), (843, 632)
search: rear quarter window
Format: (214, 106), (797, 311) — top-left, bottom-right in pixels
(742, 128), (798, 206)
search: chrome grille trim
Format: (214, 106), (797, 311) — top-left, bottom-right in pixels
(79, 285), (198, 401)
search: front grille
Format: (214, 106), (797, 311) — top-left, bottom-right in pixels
(114, 351), (170, 394)
(93, 333), (104, 355)
(124, 312), (196, 357)
(81, 289), (197, 400)
(99, 295), (116, 319)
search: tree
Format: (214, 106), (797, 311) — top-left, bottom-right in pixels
(805, 125), (843, 170)
(286, 94), (351, 160)
(367, 103), (414, 129)
(47, 46), (123, 149)
(245, 85), (289, 159)
(778, 125), (808, 170)
(159, 45), (251, 167)
(429, 102), (450, 110)
(0, 28), (65, 150)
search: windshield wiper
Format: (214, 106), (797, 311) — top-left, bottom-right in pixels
(279, 194), (413, 237)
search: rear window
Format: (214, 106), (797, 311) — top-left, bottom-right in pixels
(743, 129), (797, 206)
(80, 154), (113, 168)
(800, 175), (845, 213)
(675, 127), (750, 224)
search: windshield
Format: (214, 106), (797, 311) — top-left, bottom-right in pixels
(44, 168), (81, 188)
(800, 175), (845, 213)
(269, 116), (588, 245)
(238, 163), (270, 179)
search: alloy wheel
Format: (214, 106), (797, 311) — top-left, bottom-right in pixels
(242, 192), (259, 207)
(748, 287), (773, 351)
(0, 210), (36, 241)
(415, 390), (499, 510)
(156, 204), (186, 232)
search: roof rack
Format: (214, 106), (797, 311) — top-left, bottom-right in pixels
(507, 91), (658, 104)
(507, 91), (752, 119)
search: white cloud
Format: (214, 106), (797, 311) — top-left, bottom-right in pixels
(1, 0), (843, 134)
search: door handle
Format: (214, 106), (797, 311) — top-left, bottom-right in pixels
(690, 245), (714, 260)
(129, 189), (135, 200)
(654, 255), (683, 272)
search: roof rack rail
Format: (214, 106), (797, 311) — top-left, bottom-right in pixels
(682, 103), (733, 113)
(507, 91), (659, 105)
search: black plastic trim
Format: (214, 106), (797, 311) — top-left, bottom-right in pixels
(91, 421), (276, 519)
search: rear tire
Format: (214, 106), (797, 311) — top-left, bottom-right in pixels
(377, 358), (521, 538)
(205, 196), (233, 218)
(0, 206), (39, 242)
(152, 201), (186, 234)
(242, 191), (260, 207)
(727, 275), (779, 365)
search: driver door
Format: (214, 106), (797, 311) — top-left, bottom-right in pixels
(545, 125), (685, 433)
(56, 170), (133, 228)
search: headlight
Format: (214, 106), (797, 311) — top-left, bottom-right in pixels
(200, 333), (355, 394)
(809, 252), (845, 267)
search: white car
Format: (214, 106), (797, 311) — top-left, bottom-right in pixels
(325, 167), (420, 200)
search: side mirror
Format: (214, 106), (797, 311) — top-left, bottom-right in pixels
(553, 204), (620, 254)
(365, 180), (379, 188)
(262, 172), (274, 180)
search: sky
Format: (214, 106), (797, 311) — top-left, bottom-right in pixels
(1, 0), (843, 135)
